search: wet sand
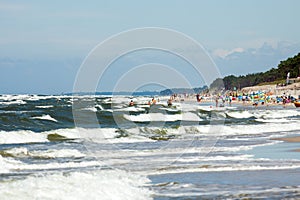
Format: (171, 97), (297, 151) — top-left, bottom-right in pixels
(272, 136), (300, 152)
(273, 136), (300, 143)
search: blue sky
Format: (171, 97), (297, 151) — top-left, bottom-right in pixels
(1, 0), (300, 94)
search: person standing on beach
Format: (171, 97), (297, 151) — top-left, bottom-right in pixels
(196, 94), (201, 102)
(242, 93), (246, 106)
(167, 98), (172, 106)
(215, 95), (219, 107)
(229, 93), (232, 106)
(282, 93), (287, 107)
(222, 96), (226, 106)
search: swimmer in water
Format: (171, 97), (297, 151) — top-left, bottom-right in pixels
(167, 98), (172, 106)
(129, 100), (134, 106)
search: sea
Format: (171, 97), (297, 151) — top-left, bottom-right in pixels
(0, 94), (300, 199)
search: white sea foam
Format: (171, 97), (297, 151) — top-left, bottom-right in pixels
(175, 154), (253, 163)
(76, 128), (119, 142)
(2, 147), (85, 158)
(36, 105), (54, 109)
(177, 103), (199, 112)
(0, 128), (124, 145)
(26, 95), (55, 101)
(82, 107), (98, 112)
(98, 139), (277, 162)
(0, 170), (152, 200)
(148, 163), (300, 175)
(0, 130), (48, 144)
(1, 121), (297, 145)
(95, 104), (104, 110)
(195, 122), (300, 137)
(124, 113), (169, 122)
(32, 114), (58, 122)
(226, 110), (254, 119)
(138, 104), (150, 108)
(115, 107), (145, 112)
(88, 143), (270, 163)
(262, 109), (300, 119)
(31, 149), (85, 158)
(198, 106), (227, 112)
(181, 112), (203, 121)
(0, 94), (30, 101)
(113, 105), (124, 109)
(225, 109), (300, 120)
(123, 112), (202, 122)
(0, 155), (101, 172)
(0, 155), (23, 173)
(0, 99), (26, 105)
(111, 97), (132, 104)
(42, 128), (119, 142)
(1, 147), (29, 157)
(0, 94), (66, 102)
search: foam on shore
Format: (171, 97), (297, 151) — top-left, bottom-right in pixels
(0, 169), (152, 200)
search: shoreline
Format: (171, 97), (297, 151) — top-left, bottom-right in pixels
(175, 97), (297, 108)
(272, 136), (300, 153)
(161, 82), (300, 109)
(272, 136), (300, 143)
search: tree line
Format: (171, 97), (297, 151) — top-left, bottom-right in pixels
(210, 52), (300, 90)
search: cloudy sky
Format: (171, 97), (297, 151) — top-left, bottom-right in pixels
(1, 0), (300, 94)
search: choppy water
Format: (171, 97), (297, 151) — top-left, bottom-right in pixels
(0, 94), (300, 199)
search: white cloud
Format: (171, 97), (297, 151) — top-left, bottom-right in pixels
(212, 41), (300, 76)
(212, 47), (244, 59)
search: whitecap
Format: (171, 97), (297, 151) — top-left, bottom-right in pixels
(95, 104), (104, 110)
(226, 110), (254, 119)
(0, 130), (48, 144)
(32, 115), (58, 122)
(0, 100), (26, 105)
(114, 107), (145, 112)
(123, 112), (202, 122)
(82, 107), (98, 112)
(35, 105), (54, 109)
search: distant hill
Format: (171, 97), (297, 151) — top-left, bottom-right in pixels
(210, 52), (300, 90)
(159, 86), (208, 96)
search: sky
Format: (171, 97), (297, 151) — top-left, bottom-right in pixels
(0, 0), (300, 94)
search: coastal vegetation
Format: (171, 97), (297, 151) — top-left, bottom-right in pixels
(210, 52), (300, 90)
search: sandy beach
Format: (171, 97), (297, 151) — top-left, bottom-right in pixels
(242, 82), (300, 97)
(273, 136), (300, 143)
(172, 83), (300, 108)
(179, 97), (297, 108)
(272, 136), (300, 152)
